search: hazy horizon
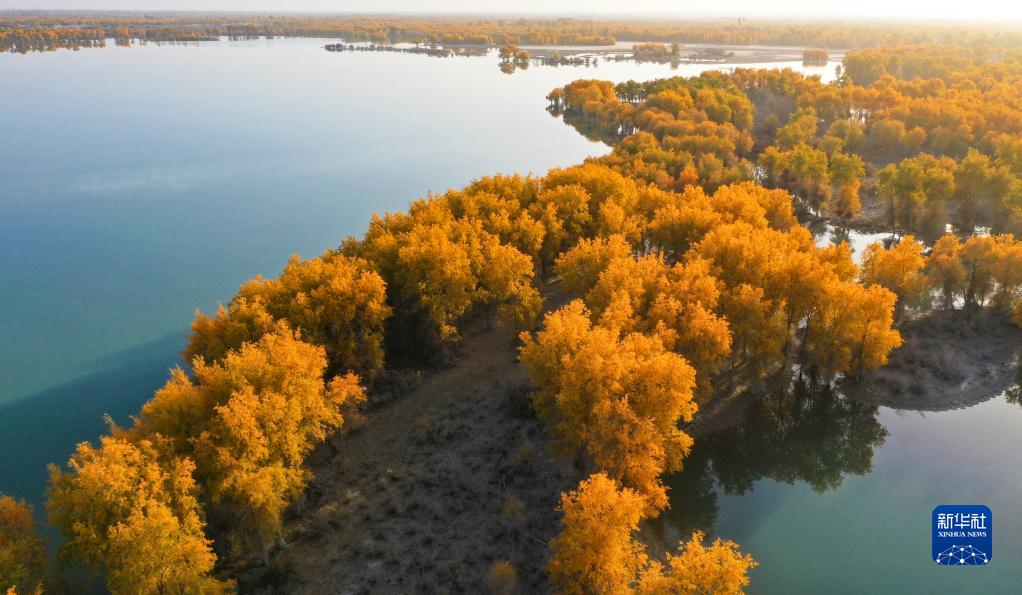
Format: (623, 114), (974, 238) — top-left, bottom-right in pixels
(4, 1), (1022, 23)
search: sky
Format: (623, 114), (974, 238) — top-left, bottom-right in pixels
(4, 1), (1022, 21)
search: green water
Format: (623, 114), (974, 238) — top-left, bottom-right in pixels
(6, 36), (1005, 593)
(661, 384), (1022, 593)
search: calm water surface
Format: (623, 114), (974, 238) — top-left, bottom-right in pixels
(6, 37), (1011, 593)
(662, 385), (1022, 593)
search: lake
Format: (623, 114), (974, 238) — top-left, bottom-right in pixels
(7, 35), (1013, 593)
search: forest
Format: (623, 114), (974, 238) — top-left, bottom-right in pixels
(4, 21), (1022, 595)
(5, 13), (1022, 53)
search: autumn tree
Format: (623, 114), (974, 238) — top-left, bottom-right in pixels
(719, 284), (787, 380)
(647, 187), (722, 261)
(137, 325), (364, 555)
(555, 234), (633, 295)
(877, 154), (955, 240)
(803, 282), (902, 379)
(348, 208), (541, 353)
(826, 152), (864, 220)
(859, 236), (928, 312)
(925, 234), (965, 309)
(582, 255), (731, 395)
(547, 474), (648, 594)
(520, 302), (697, 511)
(989, 236), (1022, 310)
(47, 437), (230, 594)
(0, 496), (46, 594)
(637, 531), (757, 595)
(548, 474), (757, 595)
(186, 252), (390, 377)
(959, 235), (996, 308)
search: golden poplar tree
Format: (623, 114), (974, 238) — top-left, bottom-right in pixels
(859, 236), (928, 312)
(0, 495), (46, 594)
(47, 437), (230, 594)
(637, 531), (758, 595)
(547, 474), (648, 594)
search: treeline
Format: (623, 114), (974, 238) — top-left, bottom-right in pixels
(9, 14), (1022, 53)
(548, 45), (1022, 239)
(861, 233), (1022, 320)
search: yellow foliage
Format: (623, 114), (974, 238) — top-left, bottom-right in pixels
(517, 300), (594, 422)
(637, 531), (758, 595)
(355, 207), (540, 347)
(959, 235), (996, 307)
(816, 242), (858, 282)
(186, 252), (390, 376)
(547, 474), (648, 595)
(989, 235), (1022, 310)
(46, 437), (229, 594)
(926, 234), (966, 309)
(859, 236), (928, 311)
(106, 503), (233, 594)
(647, 186), (721, 260)
(0, 496), (45, 594)
(535, 184), (594, 263)
(805, 282), (903, 376)
(185, 297), (275, 366)
(549, 476), (756, 595)
(555, 234), (633, 296)
(720, 284), (787, 377)
(139, 326), (364, 554)
(520, 302), (697, 511)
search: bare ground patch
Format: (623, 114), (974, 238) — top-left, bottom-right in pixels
(844, 309), (1022, 411)
(276, 321), (579, 594)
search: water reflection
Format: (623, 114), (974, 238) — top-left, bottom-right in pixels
(1002, 368), (1022, 407)
(660, 381), (887, 537)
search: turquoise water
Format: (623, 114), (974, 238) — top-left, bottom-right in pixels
(662, 386), (1022, 593)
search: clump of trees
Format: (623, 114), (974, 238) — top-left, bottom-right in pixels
(520, 301), (698, 511)
(517, 169), (901, 592)
(802, 48), (829, 65)
(632, 42), (680, 63)
(547, 473), (756, 594)
(36, 170), (557, 590)
(854, 232), (1022, 317)
(186, 252), (390, 376)
(550, 46), (1022, 239)
(47, 437), (230, 594)
(45, 326), (357, 591)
